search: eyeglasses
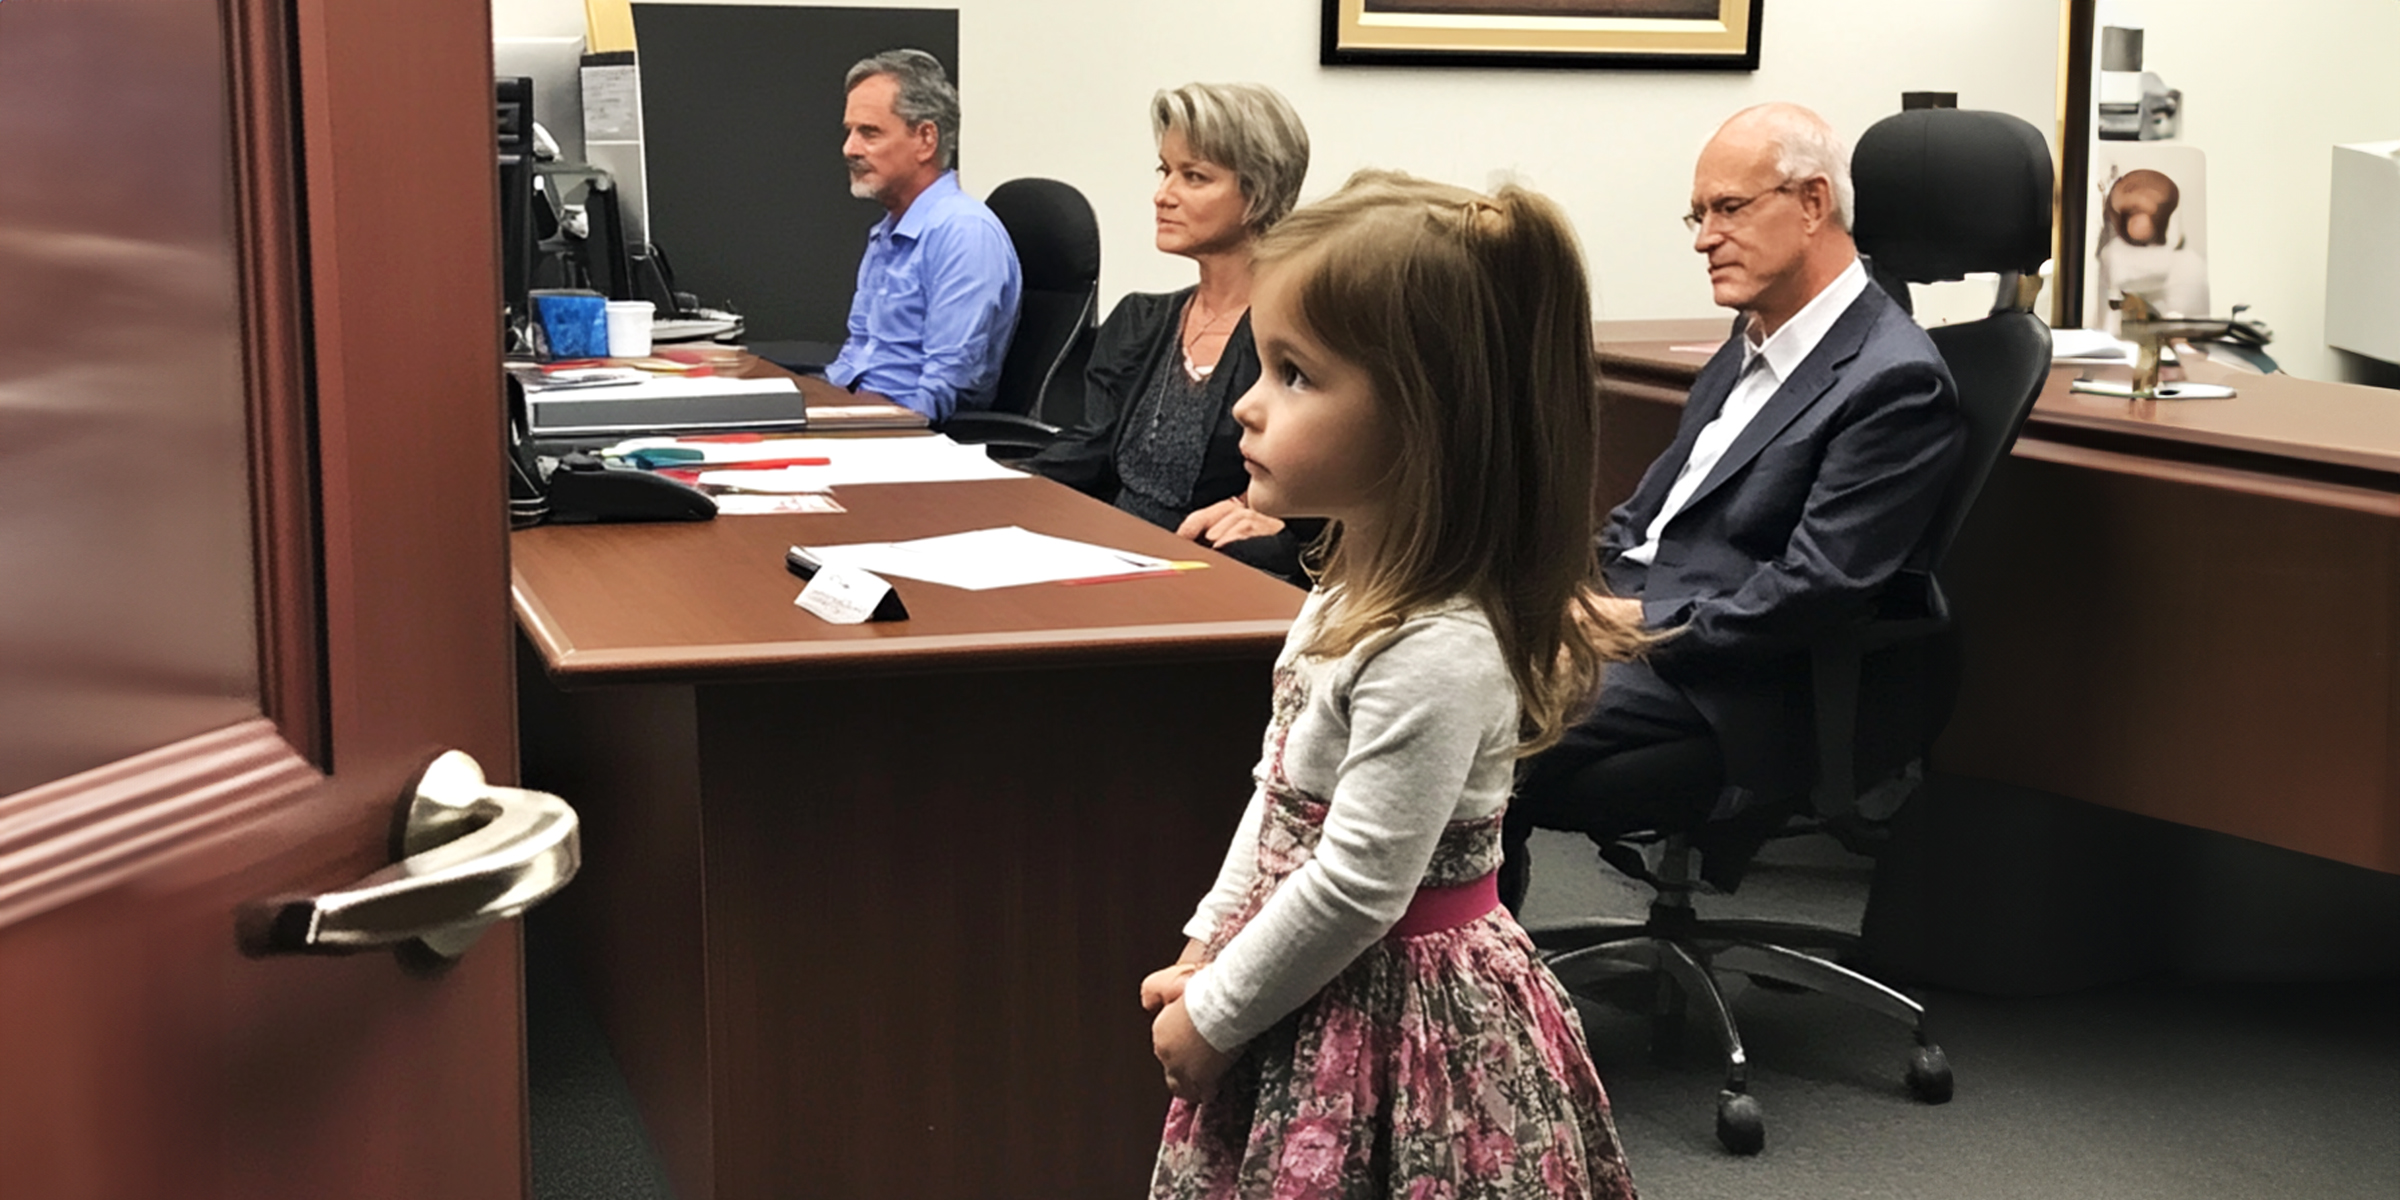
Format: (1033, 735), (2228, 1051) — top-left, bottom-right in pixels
(1683, 180), (1798, 233)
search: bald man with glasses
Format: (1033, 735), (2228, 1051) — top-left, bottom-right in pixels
(1503, 102), (1966, 905)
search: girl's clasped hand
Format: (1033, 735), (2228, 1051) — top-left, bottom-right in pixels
(1139, 958), (1228, 1101)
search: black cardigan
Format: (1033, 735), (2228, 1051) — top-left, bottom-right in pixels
(1025, 288), (1313, 581)
(1026, 288), (1257, 510)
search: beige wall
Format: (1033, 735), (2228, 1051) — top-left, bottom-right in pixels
(962, 0), (2058, 324)
(499, 0), (2400, 384)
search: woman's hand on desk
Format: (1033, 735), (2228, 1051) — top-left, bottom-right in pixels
(1178, 495), (1286, 547)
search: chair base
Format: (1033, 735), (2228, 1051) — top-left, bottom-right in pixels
(1531, 900), (1953, 1155)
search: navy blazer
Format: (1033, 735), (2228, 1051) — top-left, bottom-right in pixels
(1600, 279), (1964, 800)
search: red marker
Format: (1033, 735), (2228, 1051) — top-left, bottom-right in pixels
(715, 456), (830, 470)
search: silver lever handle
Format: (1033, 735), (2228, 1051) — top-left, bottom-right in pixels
(266, 750), (580, 958)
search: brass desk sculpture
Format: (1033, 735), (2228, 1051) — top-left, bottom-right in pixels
(2069, 293), (2241, 401)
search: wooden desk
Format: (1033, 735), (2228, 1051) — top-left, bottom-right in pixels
(513, 476), (1304, 1200)
(1595, 320), (2400, 875)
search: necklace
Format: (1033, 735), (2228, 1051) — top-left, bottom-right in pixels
(1182, 293), (1244, 380)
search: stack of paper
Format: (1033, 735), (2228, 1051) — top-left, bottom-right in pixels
(2051, 329), (2137, 362)
(608, 434), (1027, 488)
(800, 526), (1190, 591)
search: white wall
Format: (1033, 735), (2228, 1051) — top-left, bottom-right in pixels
(504, 0), (2057, 319)
(2132, 2), (2400, 383)
(964, 0), (2057, 324)
(493, 0), (588, 39)
(496, 0), (2400, 383)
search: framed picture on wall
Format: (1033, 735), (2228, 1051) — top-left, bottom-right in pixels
(1321, 0), (1763, 70)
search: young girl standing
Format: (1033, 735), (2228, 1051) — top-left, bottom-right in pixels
(1140, 171), (1649, 1199)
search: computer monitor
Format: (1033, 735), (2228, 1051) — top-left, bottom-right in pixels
(578, 174), (638, 303)
(496, 77), (537, 336)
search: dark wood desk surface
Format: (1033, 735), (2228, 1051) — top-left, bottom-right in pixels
(513, 466), (1304, 1200)
(516, 357), (1298, 684)
(1591, 319), (2400, 875)
(1596, 318), (2400, 484)
(513, 477), (1302, 685)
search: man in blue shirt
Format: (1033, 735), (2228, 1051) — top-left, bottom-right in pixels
(825, 49), (1022, 423)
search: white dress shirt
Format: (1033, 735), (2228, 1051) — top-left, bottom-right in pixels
(1624, 256), (1871, 566)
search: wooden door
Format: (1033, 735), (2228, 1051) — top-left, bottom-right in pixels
(0, 1), (529, 1196)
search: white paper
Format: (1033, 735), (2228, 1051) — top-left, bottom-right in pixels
(802, 526), (1171, 591)
(532, 375), (798, 401)
(580, 64), (642, 140)
(603, 434), (1025, 486)
(2051, 329), (2136, 361)
(695, 467), (835, 494)
(713, 493), (844, 515)
(520, 367), (648, 390)
(795, 563), (893, 624)
(810, 404), (917, 418)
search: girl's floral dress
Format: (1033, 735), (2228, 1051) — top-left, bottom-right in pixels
(1152, 630), (1636, 1200)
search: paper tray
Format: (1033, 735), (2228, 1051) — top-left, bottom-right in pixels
(528, 389), (810, 438)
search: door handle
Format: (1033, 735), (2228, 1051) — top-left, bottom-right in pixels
(261, 750), (580, 958)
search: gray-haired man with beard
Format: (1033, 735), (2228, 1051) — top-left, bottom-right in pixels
(825, 49), (1021, 422)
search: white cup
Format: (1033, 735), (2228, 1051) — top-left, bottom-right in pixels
(605, 300), (655, 358)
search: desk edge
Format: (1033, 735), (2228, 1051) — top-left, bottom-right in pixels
(2012, 436), (2400, 516)
(531, 618), (1295, 688)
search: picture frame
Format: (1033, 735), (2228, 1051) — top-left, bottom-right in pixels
(1321, 0), (1763, 71)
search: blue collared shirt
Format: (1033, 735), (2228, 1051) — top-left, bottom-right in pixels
(825, 172), (1022, 422)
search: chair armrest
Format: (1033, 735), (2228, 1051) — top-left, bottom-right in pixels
(939, 410), (1062, 458)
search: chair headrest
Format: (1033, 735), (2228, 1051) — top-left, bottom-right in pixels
(1852, 109), (2053, 285)
(985, 177), (1101, 292)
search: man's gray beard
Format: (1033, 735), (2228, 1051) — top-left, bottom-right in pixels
(847, 166), (875, 201)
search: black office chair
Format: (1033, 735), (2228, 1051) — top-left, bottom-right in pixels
(942, 177), (1099, 457)
(1518, 108), (2056, 1155)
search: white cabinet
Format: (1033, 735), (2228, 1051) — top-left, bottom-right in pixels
(2327, 141), (2400, 366)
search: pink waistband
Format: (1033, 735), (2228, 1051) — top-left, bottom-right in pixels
(1386, 873), (1500, 939)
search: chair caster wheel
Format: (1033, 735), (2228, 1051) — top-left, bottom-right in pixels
(1907, 1043), (1954, 1104)
(1715, 1089), (1765, 1155)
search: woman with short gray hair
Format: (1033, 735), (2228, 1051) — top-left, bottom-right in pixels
(1027, 82), (1316, 582)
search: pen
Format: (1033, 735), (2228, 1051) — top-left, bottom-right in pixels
(619, 449), (830, 470)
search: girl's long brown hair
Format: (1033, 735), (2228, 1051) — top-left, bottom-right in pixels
(1256, 170), (1653, 753)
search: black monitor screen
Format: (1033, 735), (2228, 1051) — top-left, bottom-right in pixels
(580, 176), (637, 303)
(496, 77), (536, 330)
